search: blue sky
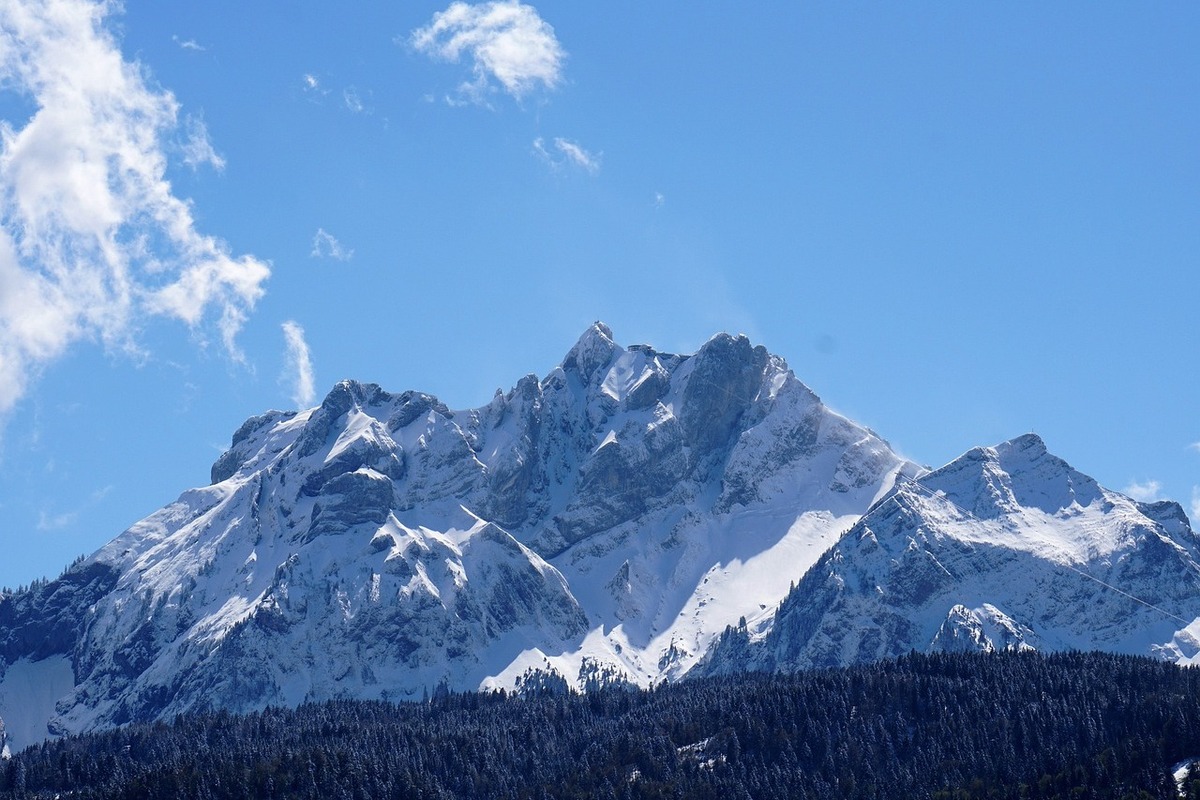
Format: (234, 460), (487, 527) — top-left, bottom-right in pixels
(0, 1), (1196, 587)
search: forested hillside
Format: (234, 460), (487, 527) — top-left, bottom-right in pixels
(3, 651), (1199, 799)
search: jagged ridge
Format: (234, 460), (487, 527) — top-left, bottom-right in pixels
(698, 434), (1200, 677)
(2, 326), (1196, 752)
(0, 324), (917, 748)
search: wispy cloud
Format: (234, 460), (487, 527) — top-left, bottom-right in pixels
(180, 115), (225, 171)
(301, 73), (331, 103)
(1190, 442), (1200, 454)
(281, 321), (316, 408)
(37, 509), (78, 532)
(0, 0), (270, 416)
(654, 191), (665, 208)
(311, 228), (353, 261)
(171, 34), (205, 52)
(553, 137), (600, 173)
(1192, 487), (1200, 524)
(1123, 479), (1163, 503)
(533, 137), (600, 174)
(410, 1), (565, 104)
(36, 483), (113, 532)
(343, 87), (364, 113)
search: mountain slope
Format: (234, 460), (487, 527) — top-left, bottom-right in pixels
(0, 324), (917, 745)
(699, 433), (1200, 675)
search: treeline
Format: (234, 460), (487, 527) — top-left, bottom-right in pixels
(3, 651), (1200, 799)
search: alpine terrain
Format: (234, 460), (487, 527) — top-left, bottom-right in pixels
(0, 323), (1196, 753)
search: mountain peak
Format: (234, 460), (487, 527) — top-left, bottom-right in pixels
(569, 321), (615, 351)
(918, 433), (1100, 519)
(699, 430), (1200, 675)
(561, 321), (620, 383)
(999, 432), (1047, 456)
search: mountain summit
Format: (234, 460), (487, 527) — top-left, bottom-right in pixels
(1, 325), (1196, 750)
(699, 433), (1200, 676)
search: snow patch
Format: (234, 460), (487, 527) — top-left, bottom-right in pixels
(1174, 759), (1198, 796)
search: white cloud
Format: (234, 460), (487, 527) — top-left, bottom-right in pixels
(180, 115), (225, 171)
(410, 1), (565, 103)
(37, 509), (78, 531)
(281, 320), (315, 408)
(1192, 487), (1200, 523)
(36, 483), (111, 532)
(301, 73), (330, 103)
(171, 35), (205, 52)
(0, 0), (270, 414)
(1123, 479), (1163, 502)
(654, 191), (665, 208)
(553, 137), (600, 173)
(532, 136), (600, 174)
(311, 228), (353, 261)
(1190, 442), (1200, 454)
(343, 87), (364, 113)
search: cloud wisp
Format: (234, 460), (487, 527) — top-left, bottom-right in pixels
(171, 35), (205, 52)
(36, 483), (113, 532)
(1123, 479), (1163, 503)
(180, 115), (225, 171)
(410, 1), (565, 104)
(552, 137), (600, 174)
(0, 0), (271, 416)
(281, 321), (316, 408)
(533, 137), (600, 174)
(311, 229), (354, 261)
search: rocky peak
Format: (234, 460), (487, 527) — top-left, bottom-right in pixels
(297, 381), (394, 459)
(561, 321), (620, 385)
(919, 433), (1101, 519)
(680, 333), (770, 460)
(211, 409), (297, 484)
(700, 431), (1200, 676)
(1139, 499), (1193, 540)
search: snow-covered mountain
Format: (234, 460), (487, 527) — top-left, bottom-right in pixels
(698, 433), (1200, 676)
(0, 323), (919, 748)
(1, 324), (1196, 752)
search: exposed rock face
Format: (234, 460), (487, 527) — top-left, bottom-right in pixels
(930, 604), (1034, 654)
(679, 334), (770, 468)
(0, 562), (120, 666)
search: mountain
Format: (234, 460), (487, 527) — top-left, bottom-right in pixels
(1, 324), (1196, 753)
(0, 323), (919, 749)
(698, 433), (1200, 676)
